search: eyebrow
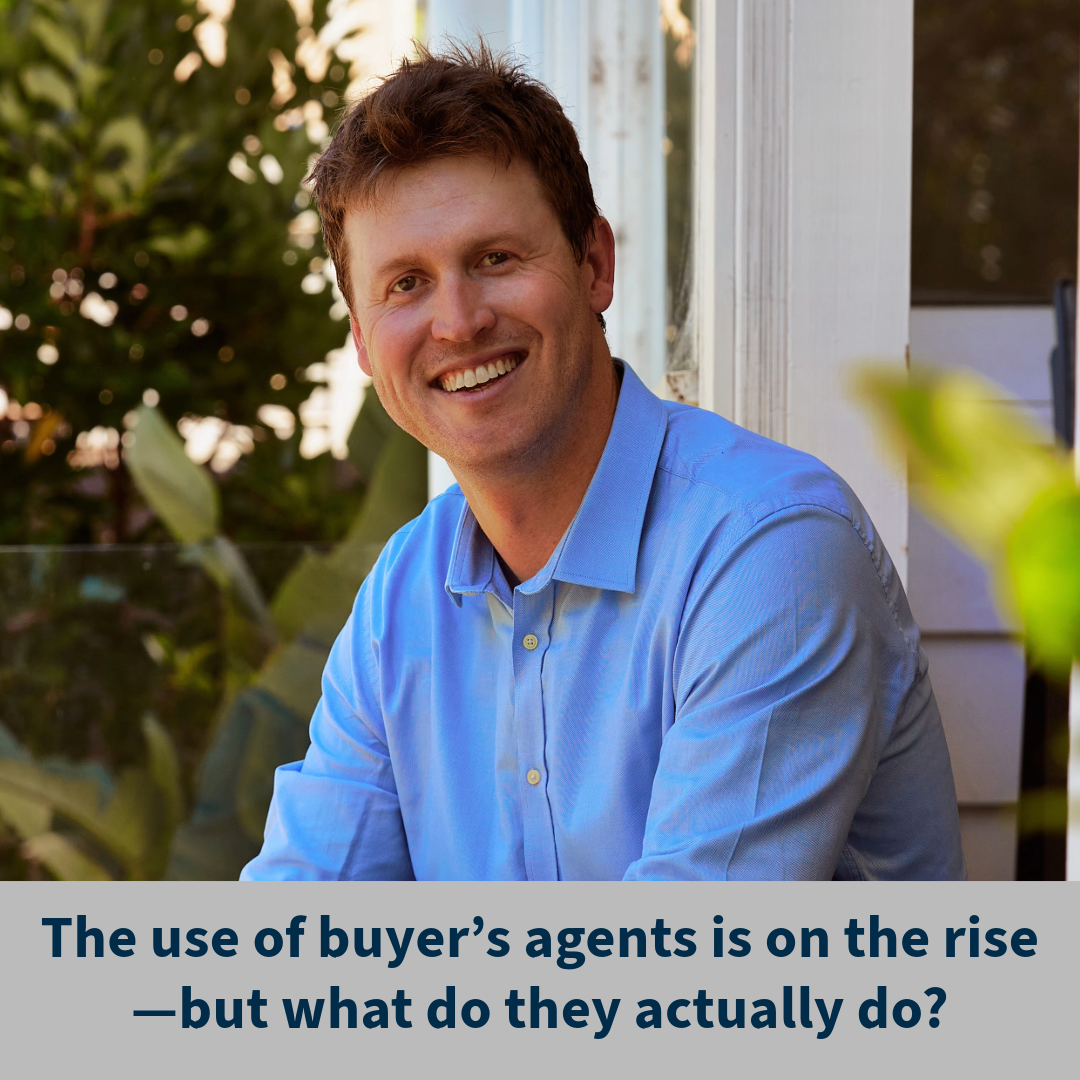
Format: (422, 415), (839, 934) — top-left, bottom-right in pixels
(372, 255), (427, 280)
(371, 232), (528, 281)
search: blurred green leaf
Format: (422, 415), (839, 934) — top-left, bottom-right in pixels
(142, 712), (184, 831)
(27, 162), (51, 192)
(75, 61), (109, 100)
(185, 535), (276, 645)
(96, 114), (150, 198)
(1007, 484), (1080, 672)
(0, 82), (29, 132)
(72, 0), (109, 51)
(23, 832), (111, 881)
(148, 223), (211, 262)
(857, 365), (1072, 557)
(125, 405), (219, 544)
(857, 363), (1080, 669)
(20, 62), (76, 112)
(29, 14), (82, 74)
(0, 787), (52, 840)
(0, 716), (185, 879)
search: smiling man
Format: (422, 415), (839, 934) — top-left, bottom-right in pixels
(241, 44), (966, 881)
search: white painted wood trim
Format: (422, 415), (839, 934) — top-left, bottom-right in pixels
(694, 0), (912, 580)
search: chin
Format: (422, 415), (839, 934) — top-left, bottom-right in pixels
(433, 427), (540, 476)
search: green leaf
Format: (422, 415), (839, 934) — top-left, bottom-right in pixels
(20, 63), (76, 112)
(0, 82), (29, 132)
(35, 120), (71, 151)
(96, 115), (150, 198)
(29, 14), (82, 74)
(186, 535), (276, 642)
(124, 404), (220, 544)
(23, 832), (111, 881)
(148, 223), (211, 262)
(0, 787), (51, 839)
(76, 62), (109, 100)
(71, 0), (109, 51)
(155, 132), (199, 180)
(27, 162), (51, 191)
(856, 362), (1080, 669)
(235, 689), (310, 842)
(141, 712), (184, 830)
(855, 365), (1071, 560)
(1006, 485), (1080, 672)
(345, 425), (428, 546)
(254, 639), (329, 719)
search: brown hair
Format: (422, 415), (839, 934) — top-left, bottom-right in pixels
(309, 40), (600, 311)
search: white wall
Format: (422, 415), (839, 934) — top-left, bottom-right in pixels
(909, 305), (1057, 880)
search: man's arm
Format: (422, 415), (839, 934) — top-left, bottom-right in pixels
(240, 580), (414, 880)
(623, 502), (963, 881)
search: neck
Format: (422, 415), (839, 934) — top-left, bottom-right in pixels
(454, 349), (621, 587)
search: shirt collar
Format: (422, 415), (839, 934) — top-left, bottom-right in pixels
(445, 359), (669, 603)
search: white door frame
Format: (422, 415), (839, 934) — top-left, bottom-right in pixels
(694, 0), (913, 581)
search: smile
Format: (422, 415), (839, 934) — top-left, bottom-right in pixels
(438, 352), (522, 392)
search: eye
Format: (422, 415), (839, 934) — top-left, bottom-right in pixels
(480, 251), (509, 267)
(391, 275), (419, 293)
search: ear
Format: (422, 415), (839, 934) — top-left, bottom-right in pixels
(350, 316), (372, 377)
(584, 216), (616, 317)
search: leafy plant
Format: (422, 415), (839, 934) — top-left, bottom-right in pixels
(0, 387), (428, 879)
(0, 0), (361, 545)
(856, 364), (1079, 673)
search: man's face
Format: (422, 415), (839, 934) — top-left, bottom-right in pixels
(344, 156), (613, 476)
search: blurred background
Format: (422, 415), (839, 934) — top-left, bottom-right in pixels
(0, 0), (1076, 880)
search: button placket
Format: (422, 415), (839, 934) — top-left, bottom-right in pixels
(511, 586), (559, 880)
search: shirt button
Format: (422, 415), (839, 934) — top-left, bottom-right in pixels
(522, 633), (539, 651)
(526, 769), (541, 786)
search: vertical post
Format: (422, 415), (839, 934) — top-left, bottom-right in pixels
(693, 0), (912, 579)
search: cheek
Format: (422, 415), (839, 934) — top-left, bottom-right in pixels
(486, 270), (579, 331)
(368, 306), (429, 379)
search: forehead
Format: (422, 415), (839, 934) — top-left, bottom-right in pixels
(344, 156), (559, 266)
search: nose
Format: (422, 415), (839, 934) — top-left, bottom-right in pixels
(430, 274), (495, 343)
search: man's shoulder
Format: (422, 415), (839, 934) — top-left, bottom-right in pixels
(657, 401), (859, 530)
(374, 484), (465, 579)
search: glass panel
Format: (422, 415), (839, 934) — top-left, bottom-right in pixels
(912, 0), (1079, 304)
(0, 541), (377, 880)
(663, 0), (695, 387)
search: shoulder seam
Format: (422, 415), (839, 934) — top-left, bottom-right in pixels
(752, 501), (908, 640)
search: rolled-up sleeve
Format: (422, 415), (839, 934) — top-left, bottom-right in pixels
(240, 575), (414, 881)
(624, 503), (947, 880)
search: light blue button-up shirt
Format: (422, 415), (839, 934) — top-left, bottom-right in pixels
(242, 361), (965, 881)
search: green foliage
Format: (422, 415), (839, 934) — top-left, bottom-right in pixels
(0, 388), (428, 879)
(0, 0), (358, 545)
(857, 363), (1079, 672)
(0, 712), (184, 879)
(125, 403), (219, 543)
(164, 390), (427, 880)
(0, 0), (432, 876)
(912, 0), (1079, 302)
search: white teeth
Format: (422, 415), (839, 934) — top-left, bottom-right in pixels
(441, 354), (522, 391)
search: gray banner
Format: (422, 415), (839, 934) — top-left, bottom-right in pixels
(0, 882), (1072, 1077)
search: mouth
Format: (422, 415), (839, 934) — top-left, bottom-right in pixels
(435, 351), (525, 393)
